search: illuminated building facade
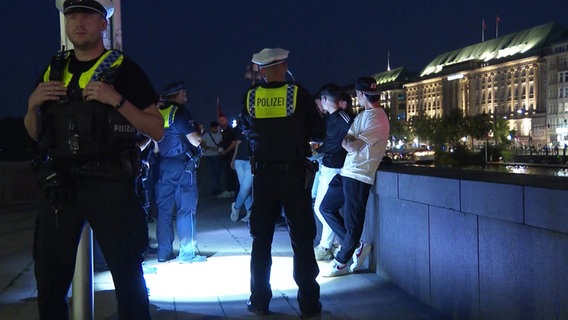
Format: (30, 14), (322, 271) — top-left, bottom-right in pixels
(372, 67), (417, 122)
(403, 22), (568, 148)
(543, 38), (568, 147)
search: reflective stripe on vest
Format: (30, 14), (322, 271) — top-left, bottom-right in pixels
(159, 104), (178, 129)
(247, 84), (297, 118)
(42, 50), (124, 88)
(39, 50), (132, 159)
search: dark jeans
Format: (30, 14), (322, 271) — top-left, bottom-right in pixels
(220, 154), (238, 192)
(319, 174), (371, 264)
(34, 176), (150, 320)
(249, 165), (320, 314)
(203, 155), (221, 195)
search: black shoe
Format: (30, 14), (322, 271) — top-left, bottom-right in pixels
(247, 300), (269, 316)
(301, 302), (322, 318)
(158, 253), (176, 263)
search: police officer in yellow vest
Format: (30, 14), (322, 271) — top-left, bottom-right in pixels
(154, 80), (206, 264)
(23, 1), (163, 319)
(240, 48), (325, 316)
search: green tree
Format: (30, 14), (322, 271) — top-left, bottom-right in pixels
(466, 112), (492, 147)
(409, 111), (431, 145)
(389, 117), (409, 146)
(429, 115), (446, 150)
(493, 115), (511, 145)
(442, 108), (466, 147)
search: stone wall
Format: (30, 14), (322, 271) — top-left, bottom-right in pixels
(370, 166), (568, 319)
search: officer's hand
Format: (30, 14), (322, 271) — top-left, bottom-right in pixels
(28, 81), (67, 110)
(83, 81), (122, 107)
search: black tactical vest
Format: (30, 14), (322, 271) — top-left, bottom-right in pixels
(38, 50), (137, 161)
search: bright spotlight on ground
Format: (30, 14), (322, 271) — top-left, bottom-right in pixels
(94, 255), (334, 303)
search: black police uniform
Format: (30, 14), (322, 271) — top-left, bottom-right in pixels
(241, 80), (325, 315)
(32, 49), (157, 320)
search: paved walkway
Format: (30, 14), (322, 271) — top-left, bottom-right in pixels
(0, 194), (446, 319)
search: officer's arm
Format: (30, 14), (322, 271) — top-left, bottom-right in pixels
(137, 135), (152, 151)
(82, 80), (164, 141)
(186, 132), (201, 147)
(300, 87), (325, 141)
(24, 80), (67, 141)
(117, 101), (164, 141)
(24, 108), (40, 141)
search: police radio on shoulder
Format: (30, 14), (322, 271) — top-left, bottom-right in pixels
(114, 96), (126, 110)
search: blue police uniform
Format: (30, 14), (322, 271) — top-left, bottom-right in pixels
(240, 48), (325, 317)
(155, 84), (204, 263)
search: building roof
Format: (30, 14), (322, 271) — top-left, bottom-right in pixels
(420, 21), (568, 78)
(371, 67), (418, 90)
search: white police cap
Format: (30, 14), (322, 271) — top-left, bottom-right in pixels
(251, 48), (289, 68)
(56, 0), (115, 19)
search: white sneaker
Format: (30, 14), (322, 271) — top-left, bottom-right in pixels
(178, 254), (207, 263)
(314, 245), (334, 261)
(330, 243), (341, 257)
(230, 202), (240, 222)
(350, 242), (372, 272)
(322, 259), (349, 277)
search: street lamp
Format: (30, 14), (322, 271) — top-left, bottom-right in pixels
(528, 128), (533, 155)
(491, 109), (497, 146)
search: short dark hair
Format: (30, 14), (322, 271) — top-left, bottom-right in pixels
(209, 121), (219, 127)
(318, 83), (341, 100)
(338, 92), (353, 108)
(362, 93), (381, 103)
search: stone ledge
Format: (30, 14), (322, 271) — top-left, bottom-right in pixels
(379, 164), (568, 190)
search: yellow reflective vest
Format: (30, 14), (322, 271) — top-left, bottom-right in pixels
(42, 50), (124, 88)
(246, 84), (297, 119)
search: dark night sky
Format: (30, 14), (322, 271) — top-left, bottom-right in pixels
(1, 0), (566, 124)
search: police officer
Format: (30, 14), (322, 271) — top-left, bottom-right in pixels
(154, 80), (206, 263)
(23, 1), (163, 319)
(240, 47), (325, 316)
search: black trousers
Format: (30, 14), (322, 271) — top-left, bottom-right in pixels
(248, 165), (320, 314)
(33, 175), (150, 320)
(319, 174), (372, 264)
(220, 154), (238, 192)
